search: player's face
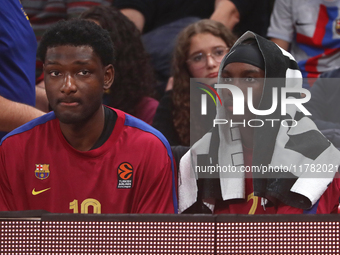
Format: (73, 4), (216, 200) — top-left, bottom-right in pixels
(220, 62), (265, 122)
(187, 32), (228, 81)
(44, 45), (114, 124)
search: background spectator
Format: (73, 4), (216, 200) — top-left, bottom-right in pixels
(0, 0), (44, 140)
(267, 0), (340, 86)
(114, 0), (272, 95)
(152, 19), (236, 146)
(80, 6), (159, 125)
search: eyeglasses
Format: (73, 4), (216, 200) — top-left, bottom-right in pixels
(186, 47), (229, 69)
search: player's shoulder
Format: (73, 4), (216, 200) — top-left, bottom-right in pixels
(116, 110), (171, 153)
(0, 112), (56, 146)
(123, 113), (169, 146)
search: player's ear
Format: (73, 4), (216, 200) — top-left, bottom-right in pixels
(103, 64), (114, 90)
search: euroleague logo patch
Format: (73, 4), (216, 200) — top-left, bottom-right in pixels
(117, 162), (133, 189)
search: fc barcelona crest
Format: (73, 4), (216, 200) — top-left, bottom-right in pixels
(336, 19), (340, 35)
(35, 164), (50, 180)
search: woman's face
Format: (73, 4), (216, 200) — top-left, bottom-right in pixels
(187, 33), (228, 80)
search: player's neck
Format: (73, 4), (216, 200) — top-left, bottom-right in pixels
(59, 106), (105, 151)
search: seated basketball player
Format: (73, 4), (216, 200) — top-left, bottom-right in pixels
(178, 31), (340, 214)
(0, 19), (177, 214)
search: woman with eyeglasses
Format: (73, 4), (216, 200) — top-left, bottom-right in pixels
(152, 19), (236, 146)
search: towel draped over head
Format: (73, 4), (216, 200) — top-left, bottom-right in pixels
(178, 31), (340, 213)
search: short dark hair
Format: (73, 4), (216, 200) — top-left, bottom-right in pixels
(37, 19), (114, 66)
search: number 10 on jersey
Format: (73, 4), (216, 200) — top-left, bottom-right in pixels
(69, 198), (101, 214)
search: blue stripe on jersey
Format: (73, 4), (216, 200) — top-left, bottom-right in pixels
(296, 6), (340, 78)
(303, 199), (320, 214)
(124, 114), (179, 214)
(322, 6), (340, 47)
(0, 112), (56, 145)
(298, 44), (323, 57)
(298, 59), (308, 79)
(297, 6), (340, 76)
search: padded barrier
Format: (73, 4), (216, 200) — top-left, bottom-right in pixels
(1, 212), (339, 254)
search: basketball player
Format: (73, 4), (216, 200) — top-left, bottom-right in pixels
(178, 32), (340, 214)
(0, 19), (177, 214)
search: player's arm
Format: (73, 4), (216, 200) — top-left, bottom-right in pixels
(276, 174), (340, 214)
(134, 139), (178, 213)
(270, 38), (290, 51)
(0, 95), (44, 132)
(267, 0), (292, 51)
(137, 160), (177, 213)
(210, 0), (240, 31)
(0, 187), (9, 211)
(0, 182), (12, 211)
(120, 8), (145, 32)
(0, 147), (14, 211)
